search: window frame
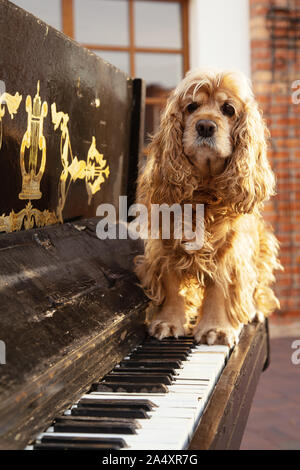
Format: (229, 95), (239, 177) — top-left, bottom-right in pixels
(61, 0), (189, 88)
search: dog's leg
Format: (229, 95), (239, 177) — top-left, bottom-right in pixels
(193, 283), (242, 347)
(148, 272), (187, 340)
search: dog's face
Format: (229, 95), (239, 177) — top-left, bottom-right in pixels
(180, 72), (247, 178)
(147, 69), (274, 212)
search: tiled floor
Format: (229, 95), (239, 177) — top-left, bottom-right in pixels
(240, 317), (300, 450)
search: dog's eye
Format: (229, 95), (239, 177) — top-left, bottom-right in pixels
(221, 102), (235, 117)
(187, 102), (199, 114)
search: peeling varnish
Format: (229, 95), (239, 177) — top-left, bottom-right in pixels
(120, 330), (127, 341)
(76, 77), (83, 98)
(91, 98), (100, 108)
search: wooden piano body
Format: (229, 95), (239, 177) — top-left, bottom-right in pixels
(0, 0), (269, 450)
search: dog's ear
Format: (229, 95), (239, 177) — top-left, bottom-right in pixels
(222, 99), (276, 213)
(139, 92), (197, 206)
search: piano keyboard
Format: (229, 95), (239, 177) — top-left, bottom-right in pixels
(27, 337), (230, 450)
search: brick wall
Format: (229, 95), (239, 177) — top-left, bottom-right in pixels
(250, 0), (300, 316)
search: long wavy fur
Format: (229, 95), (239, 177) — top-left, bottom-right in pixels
(135, 69), (282, 327)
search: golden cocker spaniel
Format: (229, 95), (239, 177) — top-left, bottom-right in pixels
(135, 69), (282, 347)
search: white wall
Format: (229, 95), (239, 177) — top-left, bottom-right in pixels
(11, 0), (62, 30)
(189, 0), (251, 77)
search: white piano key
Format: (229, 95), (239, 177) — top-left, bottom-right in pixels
(185, 361), (224, 372)
(85, 392), (206, 403)
(185, 354), (225, 365)
(141, 413), (198, 437)
(138, 419), (195, 440)
(136, 417), (193, 430)
(167, 384), (210, 393)
(147, 408), (196, 419)
(172, 378), (211, 385)
(175, 371), (215, 381)
(193, 344), (230, 356)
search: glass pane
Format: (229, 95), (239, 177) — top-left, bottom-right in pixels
(74, 0), (129, 46)
(12, 0), (62, 30)
(135, 52), (183, 91)
(92, 50), (130, 75)
(135, 1), (182, 49)
(144, 103), (165, 145)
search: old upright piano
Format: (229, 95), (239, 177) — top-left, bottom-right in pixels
(0, 0), (269, 451)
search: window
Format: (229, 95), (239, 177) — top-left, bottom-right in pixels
(68, 0), (189, 145)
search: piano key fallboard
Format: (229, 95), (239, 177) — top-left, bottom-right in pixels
(27, 337), (230, 450)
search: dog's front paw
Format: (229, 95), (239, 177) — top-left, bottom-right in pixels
(148, 319), (186, 340)
(193, 322), (241, 347)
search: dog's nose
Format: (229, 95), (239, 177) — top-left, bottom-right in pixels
(195, 119), (217, 138)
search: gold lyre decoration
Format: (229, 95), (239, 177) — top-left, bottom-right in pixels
(51, 103), (109, 222)
(0, 90), (22, 150)
(19, 81), (48, 200)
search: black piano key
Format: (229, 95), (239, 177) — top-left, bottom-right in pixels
(137, 345), (192, 351)
(55, 415), (139, 425)
(109, 369), (174, 377)
(54, 416), (138, 434)
(129, 353), (188, 360)
(135, 352), (190, 358)
(144, 337), (195, 343)
(134, 349), (191, 356)
(78, 398), (156, 410)
(94, 382), (168, 393)
(133, 346), (190, 353)
(71, 406), (150, 419)
(40, 435), (127, 448)
(113, 367), (177, 375)
(34, 442), (121, 450)
(130, 347), (189, 355)
(103, 374), (172, 385)
(143, 343), (197, 350)
(142, 343), (195, 349)
(118, 360), (182, 368)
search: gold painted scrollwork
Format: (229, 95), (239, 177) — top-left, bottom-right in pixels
(86, 136), (110, 205)
(51, 103), (109, 222)
(0, 202), (58, 233)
